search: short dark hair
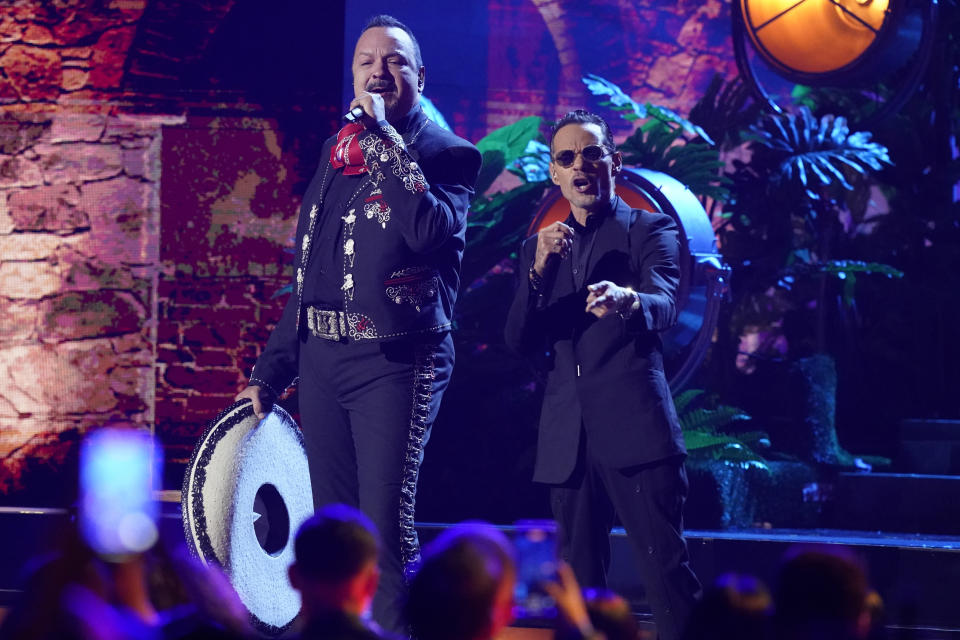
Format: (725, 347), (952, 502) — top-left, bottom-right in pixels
(550, 109), (616, 152)
(362, 15), (423, 69)
(774, 548), (868, 635)
(406, 524), (515, 640)
(293, 504), (380, 584)
(682, 573), (772, 640)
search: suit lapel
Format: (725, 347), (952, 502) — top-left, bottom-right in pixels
(585, 198), (632, 279)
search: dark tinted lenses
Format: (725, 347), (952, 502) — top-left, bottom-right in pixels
(553, 145), (607, 167)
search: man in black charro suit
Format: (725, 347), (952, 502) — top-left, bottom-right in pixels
(236, 15), (481, 632)
(505, 110), (700, 640)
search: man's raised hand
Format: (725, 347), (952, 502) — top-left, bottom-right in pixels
(533, 221), (575, 275)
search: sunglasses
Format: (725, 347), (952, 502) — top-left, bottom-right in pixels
(552, 145), (613, 168)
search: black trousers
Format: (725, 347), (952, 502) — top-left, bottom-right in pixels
(298, 331), (454, 633)
(550, 435), (702, 640)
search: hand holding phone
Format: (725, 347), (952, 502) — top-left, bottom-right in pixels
(513, 520), (559, 619)
(79, 428), (159, 559)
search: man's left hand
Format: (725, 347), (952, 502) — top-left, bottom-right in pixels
(585, 280), (636, 319)
(349, 92), (387, 124)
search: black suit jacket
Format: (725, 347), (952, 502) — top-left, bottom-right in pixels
(250, 107), (481, 396)
(505, 198), (686, 484)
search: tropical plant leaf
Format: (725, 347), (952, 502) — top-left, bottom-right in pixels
(688, 74), (763, 150)
(582, 74), (646, 120)
(582, 74), (715, 143)
(782, 258), (904, 280)
(621, 122), (730, 202)
(463, 180), (550, 287)
(710, 443), (771, 471)
(645, 104), (714, 144)
(682, 431), (770, 471)
(821, 259), (904, 278)
(680, 406), (751, 433)
(474, 116), (545, 195)
(674, 388), (768, 469)
(683, 430), (742, 450)
(508, 139), (551, 183)
(673, 389), (705, 415)
(735, 430), (772, 449)
(750, 107), (892, 200)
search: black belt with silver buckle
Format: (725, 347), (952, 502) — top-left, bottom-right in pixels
(306, 306), (347, 341)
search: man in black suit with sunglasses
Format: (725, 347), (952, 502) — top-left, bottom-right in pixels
(505, 109), (701, 640)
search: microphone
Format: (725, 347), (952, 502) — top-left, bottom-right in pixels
(343, 106), (365, 123)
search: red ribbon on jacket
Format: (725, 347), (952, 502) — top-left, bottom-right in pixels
(330, 121), (367, 175)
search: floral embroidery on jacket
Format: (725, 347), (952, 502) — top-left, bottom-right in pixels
(363, 193), (392, 228)
(358, 127), (427, 195)
(384, 266), (440, 312)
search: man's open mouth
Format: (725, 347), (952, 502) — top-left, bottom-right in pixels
(368, 85), (394, 94)
(573, 176), (592, 193)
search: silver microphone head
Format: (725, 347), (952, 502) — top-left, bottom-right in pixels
(343, 106), (365, 123)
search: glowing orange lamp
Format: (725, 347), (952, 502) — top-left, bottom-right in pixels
(737, 0), (930, 86)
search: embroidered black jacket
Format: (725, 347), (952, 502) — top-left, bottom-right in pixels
(250, 106), (481, 396)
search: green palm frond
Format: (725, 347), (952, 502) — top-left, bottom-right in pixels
(582, 74), (648, 121)
(474, 116), (545, 195)
(580, 74), (728, 202)
(673, 389), (705, 415)
(582, 74), (714, 143)
(680, 406), (751, 434)
(620, 122), (730, 202)
(683, 432), (770, 471)
(464, 180), (549, 286)
(781, 258), (905, 307)
(688, 74), (763, 150)
(674, 389), (769, 471)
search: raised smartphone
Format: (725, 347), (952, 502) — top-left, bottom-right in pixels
(513, 519), (559, 619)
(79, 428), (159, 559)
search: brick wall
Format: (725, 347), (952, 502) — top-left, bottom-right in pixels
(154, 115), (304, 484)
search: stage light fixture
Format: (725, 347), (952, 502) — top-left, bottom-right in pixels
(733, 0), (937, 122)
(741, 0), (900, 82)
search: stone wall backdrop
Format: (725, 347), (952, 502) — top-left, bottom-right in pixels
(0, 111), (170, 501)
(0, 0), (157, 504)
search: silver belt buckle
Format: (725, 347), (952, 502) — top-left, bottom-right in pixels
(307, 307), (345, 341)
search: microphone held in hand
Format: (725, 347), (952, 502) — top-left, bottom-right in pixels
(343, 106), (365, 123)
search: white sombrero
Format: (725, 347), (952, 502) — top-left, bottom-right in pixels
(182, 400), (313, 635)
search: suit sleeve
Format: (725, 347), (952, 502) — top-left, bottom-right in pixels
(628, 212), (681, 333)
(357, 122), (481, 254)
(248, 291), (300, 397)
(504, 235), (546, 356)
(245, 175), (321, 397)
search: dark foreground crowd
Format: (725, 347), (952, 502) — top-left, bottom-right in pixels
(0, 502), (887, 640)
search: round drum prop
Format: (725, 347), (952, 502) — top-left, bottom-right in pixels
(530, 167), (730, 391)
(182, 400), (313, 635)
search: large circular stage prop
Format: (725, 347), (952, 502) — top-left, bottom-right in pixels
(530, 167), (729, 392)
(733, 0), (937, 124)
(182, 400), (313, 635)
